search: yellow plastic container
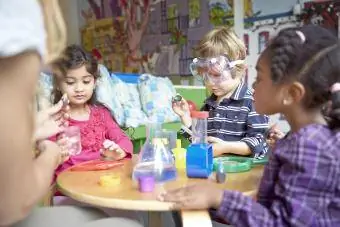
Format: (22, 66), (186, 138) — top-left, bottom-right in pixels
(172, 139), (186, 169)
(98, 173), (121, 187)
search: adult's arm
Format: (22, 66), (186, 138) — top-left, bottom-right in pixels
(0, 52), (60, 226)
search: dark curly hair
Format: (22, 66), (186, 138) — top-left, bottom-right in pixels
(265, 24), (340, 129)
(51, 44), (100, 105)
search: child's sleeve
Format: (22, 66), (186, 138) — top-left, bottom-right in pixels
(215, 138), (339, 227)
(240, 100), (269, 159)
(102, 108), (133, 158)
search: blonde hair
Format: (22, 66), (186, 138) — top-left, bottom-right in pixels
(194, 26), (247, 78)
(39, 0), (67, 64)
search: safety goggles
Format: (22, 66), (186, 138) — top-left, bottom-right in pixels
(189, 55), (244, 83)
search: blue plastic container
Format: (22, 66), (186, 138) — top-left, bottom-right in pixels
(186, 143), (213, 178)
(112, 73), (140, 84)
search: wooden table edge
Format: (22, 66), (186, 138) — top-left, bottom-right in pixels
(56, 181), (177, 211)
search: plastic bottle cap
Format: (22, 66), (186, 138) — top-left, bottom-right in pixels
(176, 139), (181, 148)
(191, 111), (209, 119)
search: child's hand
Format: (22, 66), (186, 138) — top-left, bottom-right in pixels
(172, 98), (190, 118)
(158, 183), (224, 210)
(266, 124), (285, 149)
(103, 139), (119, 150)
(101, 139), (127, 160)
(207, 136), (227, 157)
(172, 98), (192, 127)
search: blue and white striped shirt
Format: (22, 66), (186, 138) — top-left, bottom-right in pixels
(182, 80), (269, 159)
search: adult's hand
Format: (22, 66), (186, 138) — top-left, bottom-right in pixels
(34, 94), (69, 141)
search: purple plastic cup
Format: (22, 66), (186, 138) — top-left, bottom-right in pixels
(138, 175), (155, 193)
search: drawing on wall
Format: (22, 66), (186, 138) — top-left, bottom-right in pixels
(244, 0), (254, 18)
(167, 4), (179, 32)
(208, 0), (254, 27)
(244, 0), (301, 31)
(189, 0), (201, 27)
(243, 34), (249, 55)
(78, 0), (300, 77)
(258, 31), (269, 54)
(154, 45), (180, 75)
(119, 0), (163, 73)
(300, 1), (340, 34)
(169, 28), (187, 52)
(80, 0), (128, 71)
(208, 0), (232, 26)
(79, 0), (162, 73)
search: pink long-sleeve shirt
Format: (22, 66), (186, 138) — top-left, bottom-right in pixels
(54, 105), (132, 177)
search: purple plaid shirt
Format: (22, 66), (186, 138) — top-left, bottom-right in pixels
(216, 124), (340, 226)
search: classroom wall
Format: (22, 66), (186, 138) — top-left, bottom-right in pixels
(59, 0), (81, 45)
(62, 0), (308, 133)
(141, 0), (300, 76)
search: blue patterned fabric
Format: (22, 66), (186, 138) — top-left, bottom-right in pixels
(96, 64), (125, 126)
(119, 82), (148, 128)
(137, 74), (179, 123)
(36, 72), (53, 110)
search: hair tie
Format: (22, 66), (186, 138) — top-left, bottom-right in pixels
(296, 31), (306, 43)
(331, 82), (340, 93)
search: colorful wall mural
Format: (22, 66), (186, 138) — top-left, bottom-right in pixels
(77, 0), (338, 135)
(78, 0), (336, 84)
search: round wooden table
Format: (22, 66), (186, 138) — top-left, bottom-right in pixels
(57, 159), (264, 227)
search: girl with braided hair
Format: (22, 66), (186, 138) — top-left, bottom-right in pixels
(159, 24), (340, 227)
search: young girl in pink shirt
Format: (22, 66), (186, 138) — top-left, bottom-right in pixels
(51, 45), (132, 177)
(50, 45), (143, 224)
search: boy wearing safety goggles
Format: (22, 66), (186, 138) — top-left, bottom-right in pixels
(173, 26), (269, 159)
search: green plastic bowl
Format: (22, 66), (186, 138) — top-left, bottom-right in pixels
(252, 156), (268, 165)
(213, 157), (252, 173)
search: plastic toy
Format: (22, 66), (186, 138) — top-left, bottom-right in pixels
(172, 139), (186, 169)
(70, 160), (124, 171)
(187, 100), (197, 112)
(186, 111), (213, 178)
(99, 174), (121, 187)
(132, 122), (177, 183)
(172, 94), (183, 103)
(138, 175), (155, 193)
(216, 160), (226, 183)
(213, 157), (252, 173)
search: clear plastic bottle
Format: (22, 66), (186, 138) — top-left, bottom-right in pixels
(191, 111), (208, 144)
(186, 111), (213, 178)
(216, 160), (226, 183)
(132, 122), (177, 183)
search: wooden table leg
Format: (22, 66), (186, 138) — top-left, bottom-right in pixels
(148, 211), (162, 227)
(181, 210), (212, 227)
